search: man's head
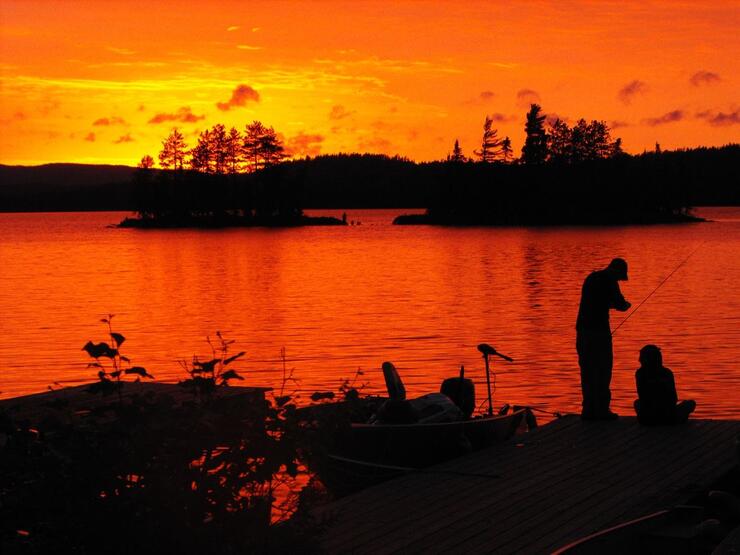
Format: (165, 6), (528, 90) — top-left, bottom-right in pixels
(607, 257), (628, 281)
(639, 344), (662, 368)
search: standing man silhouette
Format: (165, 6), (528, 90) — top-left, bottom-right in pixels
(576, 258), (631, 420)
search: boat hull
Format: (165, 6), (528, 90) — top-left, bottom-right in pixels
(319, 409), (526, 495)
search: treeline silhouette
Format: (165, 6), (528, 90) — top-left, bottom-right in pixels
(0, 104), (737, 220)
(1, 146), (737, 217)
(124, 121), (319, 225)
(0, 164), (137, 212)
(273, 146), (739, 217)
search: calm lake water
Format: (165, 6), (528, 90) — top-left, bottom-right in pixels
(1, 208), (738, 420)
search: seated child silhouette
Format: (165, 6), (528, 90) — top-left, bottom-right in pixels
(634, 344), (696, 425)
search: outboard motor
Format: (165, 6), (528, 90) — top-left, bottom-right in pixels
(440, 365), (476, 418)
(382, 361), (406, 401)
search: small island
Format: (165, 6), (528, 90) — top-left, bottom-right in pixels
(389, 107), (735, 226)
(118, 211), (345, 229)
(120, 122), (347, 228)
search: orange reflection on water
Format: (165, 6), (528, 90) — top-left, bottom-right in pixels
(0, 208), (739, 420)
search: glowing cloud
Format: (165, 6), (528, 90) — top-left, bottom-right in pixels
(690, 71), (721, 86)
(517, 89), (541, 107)
(84, 132), (96, 142)
(93, 116), (126, 126)
(286, 132), (324, 157)
(216, 84), (260, 111)
(642, 110), (684, 126)
(148, 107), (205, 124)
(696, 109), (739, 126)
(618, 80), (647, 105)
(489, 112), (516, 123)
(329, 105), (354, 120)
(113, 134), (134, 143)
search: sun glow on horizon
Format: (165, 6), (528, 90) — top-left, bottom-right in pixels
(1, 0), (738, 166)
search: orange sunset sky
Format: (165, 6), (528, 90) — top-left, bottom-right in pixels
(0, 0), (738, 166)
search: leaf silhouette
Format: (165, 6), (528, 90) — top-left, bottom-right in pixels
(310, 391), (335, 401)
(111, 333), (125, 347)
(193, 358), (219, 373)
(223, 351), (246, 366)
(220, 369), (244, 382)
(125, 367), (153, 379)
(82, 341), (117, 359)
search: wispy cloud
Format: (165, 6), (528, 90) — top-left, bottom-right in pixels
(0, 111), (28, 125)
(690, 70), (721, 87)
(285, 132), (324, 157)
(358, 136), (393, 153)
(696, 109), (739, 126)
(84, 132), (96, 142)
(106, 46), (135, 56)
(618, 80), (647, 104)
(148, 106), (205, 124)
(516, 88), (541, 107)
(216, 84), (260, 111)
(329, 104), (354, 120)
(642, 110), (684, 126)
(545, 113), (570, 126)
(113, 134), (134, 144)
(93, 116), (126, 126)
(489, 112), (516, 123)
(227, 26), (240, 32)
(313, 56), (463, 75)
(236, 44), (263, 51)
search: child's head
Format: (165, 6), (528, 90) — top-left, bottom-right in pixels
(639, 344), (663, 368)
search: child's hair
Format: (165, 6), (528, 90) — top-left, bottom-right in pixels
(639, 344), (663, 367)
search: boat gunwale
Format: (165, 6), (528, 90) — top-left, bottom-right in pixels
(349, 407), (527, 430)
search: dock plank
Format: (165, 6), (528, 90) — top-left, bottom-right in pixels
(319, 417), (740, 554)
(326, 417), (643, 553)
(410, 419), (668, 554)
(319, 416), (583, 543)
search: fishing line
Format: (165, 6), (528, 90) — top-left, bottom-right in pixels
(328, 455), (501, 479)
(611, 242), (704, 336)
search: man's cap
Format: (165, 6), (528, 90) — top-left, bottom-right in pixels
(608, 257), (628, 280)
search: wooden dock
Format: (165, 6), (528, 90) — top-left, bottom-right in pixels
(318, 415), (740, 554)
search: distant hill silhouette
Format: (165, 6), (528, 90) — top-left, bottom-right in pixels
(1, 146), (738, 215)
(0, 163), (136, 211)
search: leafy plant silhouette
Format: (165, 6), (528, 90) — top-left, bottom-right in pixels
(178, 331), (245, 401)
(82, 314), (153, 397)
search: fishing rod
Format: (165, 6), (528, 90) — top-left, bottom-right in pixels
(611, 242), (704, 336)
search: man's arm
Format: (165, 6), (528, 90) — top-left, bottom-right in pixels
(610, 281), (631, 312)
(665, 370), (678, 405)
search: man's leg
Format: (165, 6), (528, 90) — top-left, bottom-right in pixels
(600, 335), (614, 415)
(673, 400), (696, 424)
(578, 332), (597, 418)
